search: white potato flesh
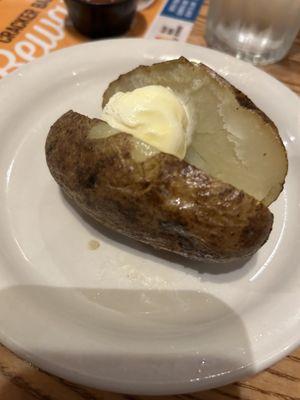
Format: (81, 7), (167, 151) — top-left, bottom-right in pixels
(100, 58), (287, 206)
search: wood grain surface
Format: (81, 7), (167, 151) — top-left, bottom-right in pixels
(0, 1), (299, 399)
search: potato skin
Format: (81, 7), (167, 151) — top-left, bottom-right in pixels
(46, 111), (273, 262)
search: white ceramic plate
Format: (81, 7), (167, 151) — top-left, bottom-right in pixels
(0, 39), (299, 395)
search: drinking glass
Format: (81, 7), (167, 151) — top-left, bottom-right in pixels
(205, 0), (300, 65)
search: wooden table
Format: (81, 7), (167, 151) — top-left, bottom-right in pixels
(0, 2), (299, 399)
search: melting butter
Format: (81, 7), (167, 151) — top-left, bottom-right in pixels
(101, 85), (189, 159)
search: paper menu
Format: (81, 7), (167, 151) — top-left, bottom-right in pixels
(0, 0), (204, 78)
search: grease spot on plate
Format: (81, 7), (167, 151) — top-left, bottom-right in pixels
(88, 239), (100, 250)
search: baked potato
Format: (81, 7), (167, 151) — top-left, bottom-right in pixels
(45, 58), (287, 262)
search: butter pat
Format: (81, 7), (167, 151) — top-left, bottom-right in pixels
(101, 85), (188, 159)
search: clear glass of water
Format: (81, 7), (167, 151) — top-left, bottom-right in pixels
(205, 0), (300, 65)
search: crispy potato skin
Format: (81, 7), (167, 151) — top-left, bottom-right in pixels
(46, 111), (273, 262)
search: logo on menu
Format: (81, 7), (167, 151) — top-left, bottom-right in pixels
(0, 0), (68, 78)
